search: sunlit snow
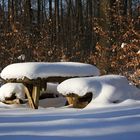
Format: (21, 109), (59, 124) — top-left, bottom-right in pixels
(58, 75), (140, 107)
(0, 66), (140, 140)
(1, 62), (100, 80)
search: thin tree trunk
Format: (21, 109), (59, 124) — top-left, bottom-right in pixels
(37, 0), (41, 26)
(2, 0), (5, 22)
(127, 0), (132, 17)
(8, 0), (15, 32)
(49, 0), (52, 20)
(99, 0), (110, 48)
(99, 0), (111, 73)
(24, 0), (32, 29)
(55, 0), (60, 33)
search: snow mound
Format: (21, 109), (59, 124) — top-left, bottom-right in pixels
(0, 83), (25, 101)
(57, 75), (140, 106)
(1, 62), (100, 80)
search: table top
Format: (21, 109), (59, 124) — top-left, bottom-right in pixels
(1, 62), (100, 80)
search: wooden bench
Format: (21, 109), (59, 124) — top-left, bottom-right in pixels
(66, 92), (93, 108)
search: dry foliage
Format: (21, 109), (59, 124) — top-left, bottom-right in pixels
(0, 0), (139, 87)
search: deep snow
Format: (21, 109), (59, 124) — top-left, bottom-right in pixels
(0, 83), (25, 101)
(58, 75), (140, 107)
(0, 100), (140, 140)
(1, 62), (100, 80)
(0, 63), (140, 140)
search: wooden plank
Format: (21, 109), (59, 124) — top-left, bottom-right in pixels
(24, 86), (36, 109)
(3, 99), (21, 104)
(32, 85), (40, 109)
(5, 77), (40, 85)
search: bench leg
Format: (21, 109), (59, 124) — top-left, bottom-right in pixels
(32, 86), (40, 109)
(24, 86), (36, 109)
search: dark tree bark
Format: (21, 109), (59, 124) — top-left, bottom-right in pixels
(37, 0), (41, 26)
(24, 0), (32, 29)
(55, 0), (60, 33)
(49, 0), (52, 20)
(8, 0), (15, 31)
(127, 0), (132, 17)
(99, 0), (111, 48)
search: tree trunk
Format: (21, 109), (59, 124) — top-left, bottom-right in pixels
(8, 0), (15, 32)
(127, 0), (132, 17)
(24, 0), (32, 29)
(99, 0), (111, 73)
(49, 0), (52, 20)
(37, 0), (41, 26)
(55, 0), (60, 33)
(99, 0), (110, 48)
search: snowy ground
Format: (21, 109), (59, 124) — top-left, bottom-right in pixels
(0, 100), (140, 140)
(0, 65), (140, 140)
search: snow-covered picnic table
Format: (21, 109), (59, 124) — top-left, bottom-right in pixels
(0, 62), (100, 109)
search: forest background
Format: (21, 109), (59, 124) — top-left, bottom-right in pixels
(0, 0), (139, 86)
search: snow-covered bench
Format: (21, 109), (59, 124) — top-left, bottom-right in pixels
(0, 83), (26, 104)
(57, 75), (140, 108)
(0, 62), (100, 109)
